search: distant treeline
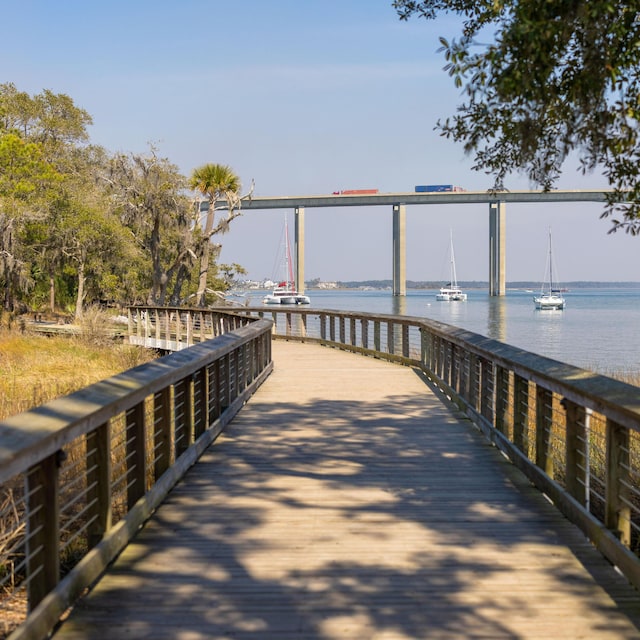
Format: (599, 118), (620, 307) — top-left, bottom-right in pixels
(330, 281), (640, 290)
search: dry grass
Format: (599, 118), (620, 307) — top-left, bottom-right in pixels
(0, 325), (155, 421)
(0, 321), (155, 638)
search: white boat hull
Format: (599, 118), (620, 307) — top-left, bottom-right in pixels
(534, 294), (565, 310)
(263, 291), (310, 305)
(436, 287), (467, 301)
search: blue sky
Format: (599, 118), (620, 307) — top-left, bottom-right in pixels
(4, 0), (637, 283)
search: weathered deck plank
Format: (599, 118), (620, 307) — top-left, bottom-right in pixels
(54, 341), (640, 639)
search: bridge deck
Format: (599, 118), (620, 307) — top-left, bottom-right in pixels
(54, 342), (640, 639)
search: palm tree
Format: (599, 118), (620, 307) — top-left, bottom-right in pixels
(189, 163), (241, 306)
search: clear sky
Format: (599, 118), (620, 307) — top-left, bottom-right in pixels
(5, 0), (638, 283)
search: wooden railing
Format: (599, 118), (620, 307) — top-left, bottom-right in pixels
(5, 303), (640, 637)
(216, 305), (640, 591)
(0, 315), (273, 640)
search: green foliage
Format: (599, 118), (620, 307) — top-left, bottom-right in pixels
(190, 163), (243, 306)
(394, 0), (640, 233)
(0, 85), (247, 313)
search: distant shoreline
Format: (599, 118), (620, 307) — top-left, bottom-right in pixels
(307, 281), (640, 291)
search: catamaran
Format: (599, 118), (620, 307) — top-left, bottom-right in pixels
(436, 230), (467, 301)
(533, 228), (565, 310)
(263, 218), (310, 305)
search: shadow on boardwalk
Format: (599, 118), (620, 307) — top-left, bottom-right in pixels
(54, 343), (640, 639)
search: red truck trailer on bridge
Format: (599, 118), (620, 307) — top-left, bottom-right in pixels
(332, 189), (379, 195)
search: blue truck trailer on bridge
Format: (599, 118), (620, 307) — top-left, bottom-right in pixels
(415, 185), (465, 192)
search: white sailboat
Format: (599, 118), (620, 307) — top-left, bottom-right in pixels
(436, 230), (467, 301)
(263, 218), (310, 305)
(533, 228), (565, 310)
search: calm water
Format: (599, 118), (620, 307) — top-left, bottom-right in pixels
(242, 287), (640, 375)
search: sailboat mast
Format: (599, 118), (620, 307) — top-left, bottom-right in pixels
(548, 228), (553, 292)
(285, 218), (294, 288)
(450, 229), (457, 287)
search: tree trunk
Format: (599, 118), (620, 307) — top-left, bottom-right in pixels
(75, 261), (85, 321)
(49, 272), (55, 313)
(195, 199), (215, 306)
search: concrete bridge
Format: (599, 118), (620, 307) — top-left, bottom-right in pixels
(3, 305), (640, 639)
(222, 189), (612, 296)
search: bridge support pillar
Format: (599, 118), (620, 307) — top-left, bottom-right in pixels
(294, 207), (305, 294)
(392, 204), (406, 296)
(489, 201), (506, 296)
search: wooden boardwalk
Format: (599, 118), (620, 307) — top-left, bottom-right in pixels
(54, 342), (640, 639)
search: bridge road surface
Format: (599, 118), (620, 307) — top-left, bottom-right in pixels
(54, 341), (640, 639)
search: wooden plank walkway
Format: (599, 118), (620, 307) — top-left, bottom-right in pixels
(54, 342), (640, 639)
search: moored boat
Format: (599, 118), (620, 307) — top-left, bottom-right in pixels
(262, 218), (311, 305)
(534, 228), (565, 310)
(436, 230), (467, 301)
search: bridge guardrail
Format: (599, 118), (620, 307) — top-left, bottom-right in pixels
(0, 315), (272, 640)
(220, 305), (640, 592)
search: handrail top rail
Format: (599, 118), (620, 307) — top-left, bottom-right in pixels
(0, 319), (273, 485)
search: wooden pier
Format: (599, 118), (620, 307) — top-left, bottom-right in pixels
(53, 341), (640, 639)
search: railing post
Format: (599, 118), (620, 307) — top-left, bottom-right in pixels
(350, 317), (356, 346)
(513, 375), (529, 456)
(320, 314), (327, 341)
(26, 453), (60, 610)
(564, 399), (588, 506)
(286, 312), (292, 337)
(606, 419), (631, 546)
(154, 308), (160, 342)
(420, 328), (427, 368)
(176, 312), (182, 346)
(86, 422), (112, 548)
(495, 366), (509, 435)
(458, 350), (469, 400)
(361, 319), (369, 350)
(126, 401), (147, 509)
(154, 387), (173, 478)
(387, 322), (394, 355)
(402, 324), (409, 358)
(194, 367), (208, 438)
(443, 341), (452, 386)
(480, 358), (493, 421)
(209, 360), (222, 423)
(174, 378), (192, 457)
(186, 312), (192, 346)
(535, 386), (554, 478)
(468, 352), (479, 412)
(374, 321), (381, 352)
(339, 317), (346, 344)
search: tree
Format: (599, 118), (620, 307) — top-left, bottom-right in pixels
(189, 164), (245, 306)
(0, 84), (100, 313)
(0, 132), (62, 310)
(103, 147), (198, 306)
(393, 0), (640, 233)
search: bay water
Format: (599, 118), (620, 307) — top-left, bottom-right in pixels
(242, 287), (640, 376)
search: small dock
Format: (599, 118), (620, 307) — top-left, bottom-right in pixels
(54, 341), (640, 639)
